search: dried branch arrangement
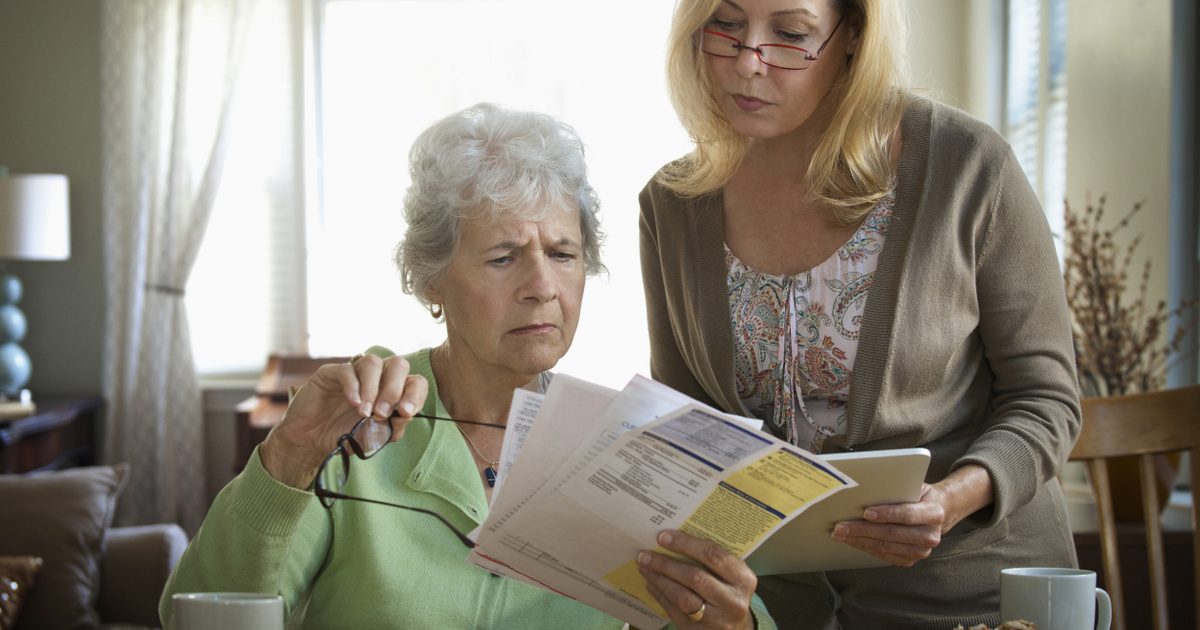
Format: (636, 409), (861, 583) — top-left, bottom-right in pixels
(1063, 195), (1195, 397)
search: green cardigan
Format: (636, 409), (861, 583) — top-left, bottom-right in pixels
(160, 348), (776, 629)
(160, 348), (620, 629)
(639, 96), (1082, 629)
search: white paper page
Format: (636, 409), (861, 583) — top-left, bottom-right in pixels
(474, 376), (704, 628)
(464, 388), (547, 543)
(467, 380), (609, 581)
(472, 376), (780, 628)
(513, 375), (698, 511)
(478, 376), (691, 549)
(474, 495), (669, 629)
(553, 408), (850, 615)
(484, 403), (852, 626)
(483, 374), (618, 533)
(492, 375), (761, 532)
(565, 404), (850, 544)
(551, 376), (764, 495)
(472, 375), (676, 628)
(493, 388), (544, 501)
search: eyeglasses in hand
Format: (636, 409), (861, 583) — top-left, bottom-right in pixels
(313, 412), (506, 548)
(701, 14), (844, 70)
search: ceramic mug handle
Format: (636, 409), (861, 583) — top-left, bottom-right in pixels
(1094, 587), (1112, 630)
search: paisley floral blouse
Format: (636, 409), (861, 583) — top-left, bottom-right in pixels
(727, 194), (894, 452)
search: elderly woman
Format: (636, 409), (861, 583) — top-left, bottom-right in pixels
(639, 0), (1081, 628)
(160, 103), (771, 629)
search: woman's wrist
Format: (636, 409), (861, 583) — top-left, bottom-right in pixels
(259, 430), (324, 489)
(933, 464), (994, 532)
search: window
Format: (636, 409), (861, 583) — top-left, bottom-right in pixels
(189, 0), (691, 389)
(187, 0), (304, 376)
(1005, 0), (1068, 241)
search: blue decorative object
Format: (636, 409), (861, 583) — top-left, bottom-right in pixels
(0, 274), (19, 303)
(0, 272), (31, 396)
(0, 304), (26, 343)
(0, 171), (72, 400)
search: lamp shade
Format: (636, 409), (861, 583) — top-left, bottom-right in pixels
(0, 174), (71, 261)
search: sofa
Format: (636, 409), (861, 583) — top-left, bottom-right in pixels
(0, 464), (188, 629)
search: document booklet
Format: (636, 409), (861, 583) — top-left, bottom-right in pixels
(466, 374), (924, 628)
(745, 447), (931, 575)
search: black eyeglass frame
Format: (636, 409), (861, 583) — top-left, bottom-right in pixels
(701, 14), (845, 70)
(312, 412), (507, 549)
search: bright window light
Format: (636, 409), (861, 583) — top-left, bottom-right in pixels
(188, 0), (295, 377)
(311, 0), (691, 388)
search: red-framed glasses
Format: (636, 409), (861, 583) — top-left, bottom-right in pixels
(701, 14), (845, 70)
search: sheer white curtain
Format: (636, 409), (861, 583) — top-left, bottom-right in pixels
(100, 0), (257, 530)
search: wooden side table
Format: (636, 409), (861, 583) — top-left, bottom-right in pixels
(234, 354), (350, 472)
(0, 395), (103, 473)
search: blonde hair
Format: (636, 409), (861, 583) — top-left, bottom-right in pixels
(661, 0), (910, 222)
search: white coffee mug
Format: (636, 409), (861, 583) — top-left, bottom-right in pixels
(170, 592), (284, 630)
(1000, 568), (1112, 630)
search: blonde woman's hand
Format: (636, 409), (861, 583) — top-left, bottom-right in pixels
(829, 483), (949, 567)
(259, 353), (428, 488)
(637, 530), (757, 630)
(830, 464), (994, 567)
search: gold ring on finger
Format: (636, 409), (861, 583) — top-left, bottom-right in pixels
(686, 602), (705, 623)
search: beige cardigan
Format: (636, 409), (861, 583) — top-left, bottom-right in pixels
(639, 96), (1081, 627)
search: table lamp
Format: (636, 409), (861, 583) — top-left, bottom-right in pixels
(0, 167), (70, 401)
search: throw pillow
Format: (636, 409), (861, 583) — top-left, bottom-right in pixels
(0, 556), (42, 630)
(0, 464), (128, 629)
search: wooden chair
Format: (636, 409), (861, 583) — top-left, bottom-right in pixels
(1069, 384), (1200, 630)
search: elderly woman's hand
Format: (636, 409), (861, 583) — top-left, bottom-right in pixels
(830, 464), (994, 567)
(259, 353), (428, 489)
(637, 530), (757, 630)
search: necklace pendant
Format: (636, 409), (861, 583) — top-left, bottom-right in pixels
(484, 466), (497, 487)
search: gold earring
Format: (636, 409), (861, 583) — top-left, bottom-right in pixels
(430, 303), (443, 319)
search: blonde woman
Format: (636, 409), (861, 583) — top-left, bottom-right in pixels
(640, 0), (1081, 627)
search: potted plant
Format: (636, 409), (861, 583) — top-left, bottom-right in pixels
(1062, 194), (1196, 522)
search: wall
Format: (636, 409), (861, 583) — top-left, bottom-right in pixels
(1067, 0), (1173, 318)
(0, 0), (105, 398)
(908, 0), (971, 110)
(909, 0), (1180, 373)
(1169, 0), (1198, 386)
